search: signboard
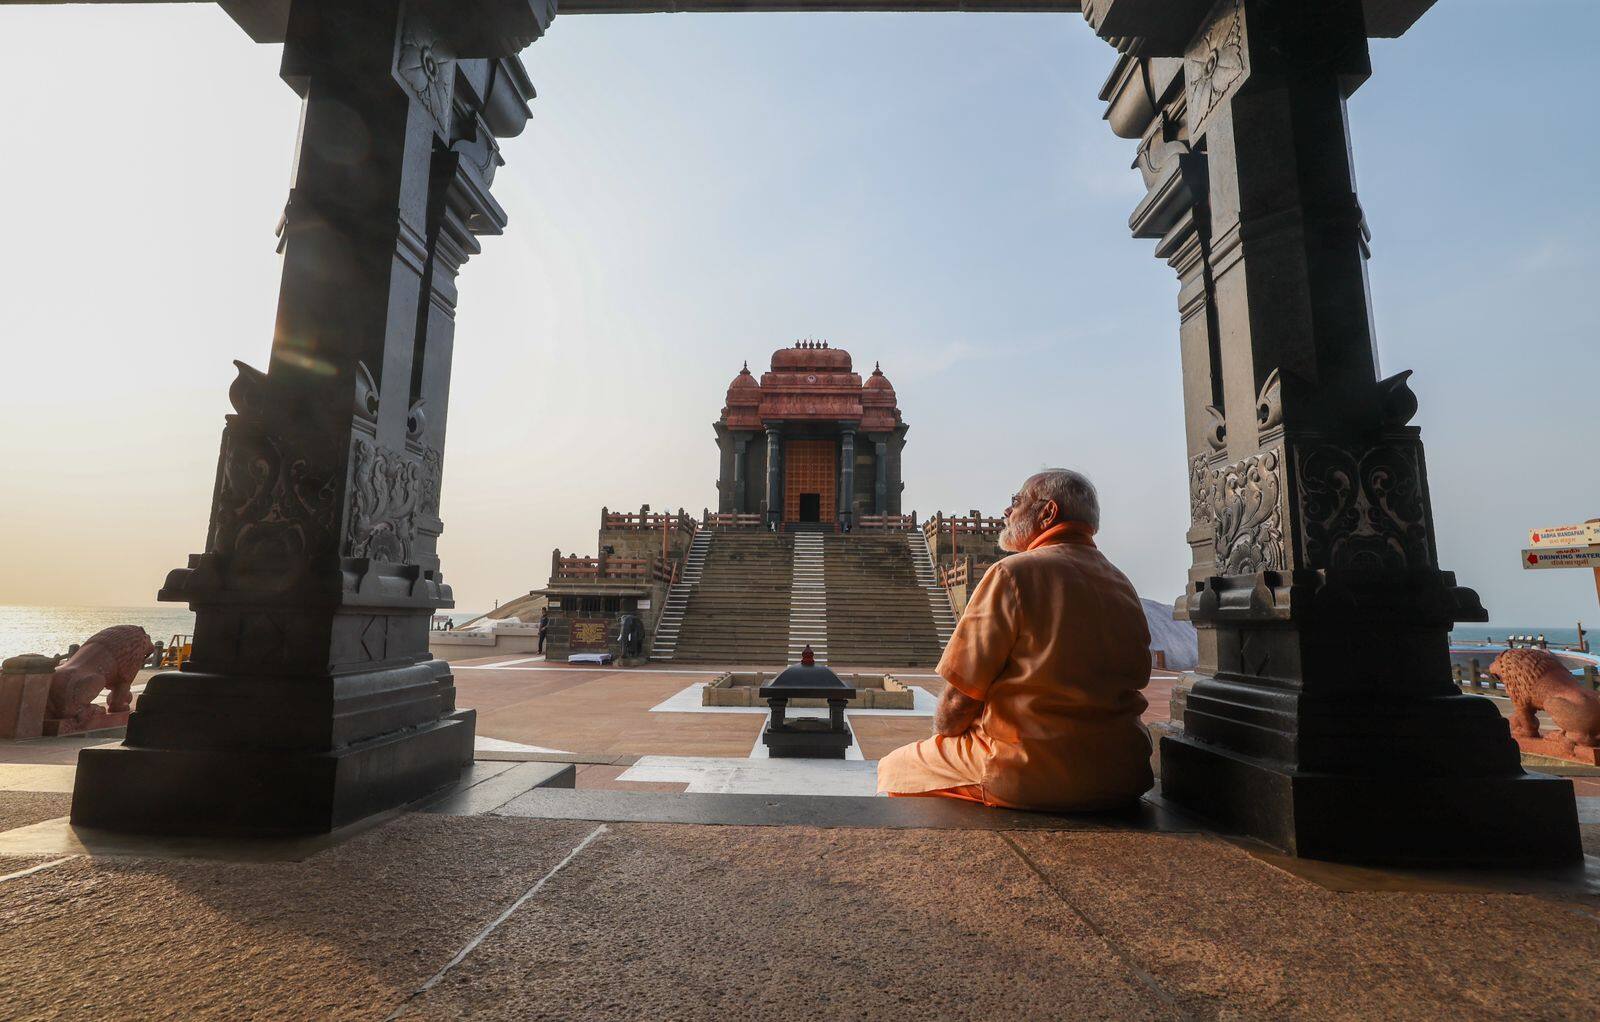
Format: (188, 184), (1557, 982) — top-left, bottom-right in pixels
(1521, 546), (1600, 570)
(1528, 522), (1600, 547)
(637, 599), (651, 610)
(569, 619), (610, 651)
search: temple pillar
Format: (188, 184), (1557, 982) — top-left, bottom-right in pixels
(873, 440), (889, 516)
(765, 424), (783, 529)
(732, 434), (749, 514)
(70, 0), (549, 836)
(1095, 0), (1578, 864)
(838, 427), (855, 531)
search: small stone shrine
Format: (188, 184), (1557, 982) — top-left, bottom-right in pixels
(759, 646), (856, 759)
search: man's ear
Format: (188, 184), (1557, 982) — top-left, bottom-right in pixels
(1041, 499), (1060, 527)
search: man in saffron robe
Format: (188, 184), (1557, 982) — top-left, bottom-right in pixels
(877, 469), (1154, 810)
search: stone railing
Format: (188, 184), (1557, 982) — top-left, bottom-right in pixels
(941, 557), (970, 590)
(922, 511), (1004, 545)
(702, 510), (765, 530)
(856, 512), (918, 531)
(1452, 660), (1600, 695)
(550, 549), (677, 585)
(601, 505), (697, 534)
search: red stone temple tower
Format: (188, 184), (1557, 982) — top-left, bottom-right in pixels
(713, 342), (907, 530)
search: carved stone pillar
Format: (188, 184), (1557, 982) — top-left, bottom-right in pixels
(1094, 0), (1578, 864)
(71, 0), (550, 836)
(732, 434), (749, 514)
(873, 439), (888, 515)
(765, 424), (783, 529)
(838, 427), (855, 531)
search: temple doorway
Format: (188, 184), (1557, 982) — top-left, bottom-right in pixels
(783, 439), (836, 527)
(798, 494), (821, 523)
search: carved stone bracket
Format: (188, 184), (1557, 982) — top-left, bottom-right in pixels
(1294, 439), (1433, 572)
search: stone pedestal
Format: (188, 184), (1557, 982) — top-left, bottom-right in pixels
(0, 658), (53, 741)
(70, 0), (547, 836)
(43, 710), (130, 737)
(1516, 735), (1600, 767)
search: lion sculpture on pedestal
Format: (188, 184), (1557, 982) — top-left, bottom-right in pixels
(46, 625), (154, 732)
(1488, 647), (1600, 752)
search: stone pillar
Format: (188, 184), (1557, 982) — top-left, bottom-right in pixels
(732, 434), (749, 514)
(873, 440), (888, 515)
(765, 424), (783, 529)
(70, 0), (550, 836)
(1092, 0), (1577, 865)
(838, 427), (855, 531)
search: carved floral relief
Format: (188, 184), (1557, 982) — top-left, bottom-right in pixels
(397, 29), (454, 132)
(1211, 446), (1286, 575)
(209, 427), (339, 567)
(1189, 453), (1217, 528)
(346, 436), (441, 563)
(1187, 0), (1246, 132)
(1295, 442), (1432, 571)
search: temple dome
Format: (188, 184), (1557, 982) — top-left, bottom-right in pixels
(728, 362), (758, 391)
(770, 341), (852, 373)
(864, 361), (895, 393)
(725, 362), (760, 403)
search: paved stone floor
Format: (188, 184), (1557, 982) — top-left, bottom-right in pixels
(3, 659), (1597, 1020)
(0, 777), (1596, 1021)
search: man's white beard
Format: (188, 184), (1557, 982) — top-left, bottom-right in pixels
(998, 516), (1037, 553)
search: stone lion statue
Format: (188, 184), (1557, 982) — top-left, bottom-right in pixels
(1489, 647), (1600, 750)
(46, 625), (153, 731)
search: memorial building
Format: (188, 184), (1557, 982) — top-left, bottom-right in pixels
(713, 342), (907, 529)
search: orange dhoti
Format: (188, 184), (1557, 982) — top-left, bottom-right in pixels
(876, 522), (1155, 811)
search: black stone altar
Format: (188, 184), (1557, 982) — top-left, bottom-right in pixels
(760, 647), (857, 759)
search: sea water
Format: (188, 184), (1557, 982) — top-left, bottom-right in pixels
(0, 605), (486, 660)
(0, 604), (1583, 662)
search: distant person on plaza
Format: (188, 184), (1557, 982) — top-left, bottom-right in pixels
(537, 609), (549, 654)
(876, 469), (1154, 811)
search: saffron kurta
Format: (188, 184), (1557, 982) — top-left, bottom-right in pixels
(876, 524), (1154, 810)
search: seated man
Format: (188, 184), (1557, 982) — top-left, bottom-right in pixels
(877, 469), (1153, 811)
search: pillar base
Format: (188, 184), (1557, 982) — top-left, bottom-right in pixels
(70, 708), (474, 837)
(1160, 732), (1583, 867)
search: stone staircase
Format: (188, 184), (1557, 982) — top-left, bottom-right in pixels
(648, 530), (711, 661)
(821, 533), (947, 667)
(787, 533), (828, 664)
(661, 531), (793, 665)
(911, 531), (958, 649)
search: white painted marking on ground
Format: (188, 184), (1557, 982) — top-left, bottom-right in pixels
(388, 824), (609, 1019)
(460, 656), (546, 669)
(452, 664), (722, 675)
(0, 855), (77, 883)
(474, 736), (573, 755)
(618, 756), (878, 796)
(0, 765), (77, 794)
(648, 682), (936, 716)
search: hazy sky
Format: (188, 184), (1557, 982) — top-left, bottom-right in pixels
(1, 1), (1596, 625)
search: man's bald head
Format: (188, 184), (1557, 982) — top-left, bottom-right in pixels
(999, 469), (1100, 552)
